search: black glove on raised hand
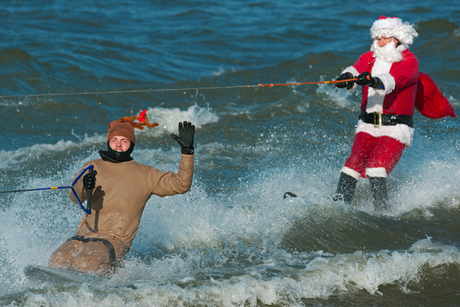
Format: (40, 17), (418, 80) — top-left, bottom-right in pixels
(83, 170), (97, 190)
(356, 72), (384, 89)
(171, 121), (195, 155)
(335, 72), (355, 89)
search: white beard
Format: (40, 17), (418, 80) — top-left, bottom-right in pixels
(370, 40), (405, 63)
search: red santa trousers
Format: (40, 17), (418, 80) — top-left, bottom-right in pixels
(344, 132), (405, 179)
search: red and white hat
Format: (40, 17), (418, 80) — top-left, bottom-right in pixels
(370, 16), (418, 45)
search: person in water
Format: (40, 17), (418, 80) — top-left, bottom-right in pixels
(49, 113), (195, 275)
(334, 16), (419, 211)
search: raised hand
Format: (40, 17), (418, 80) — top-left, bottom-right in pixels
(171, 121), (195, 155)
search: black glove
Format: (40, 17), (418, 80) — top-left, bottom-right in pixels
(171, 121), (195, 155)
(335, 72), (355, 89)
(356, 72), (384, 88)
(83, 170), (97, 190)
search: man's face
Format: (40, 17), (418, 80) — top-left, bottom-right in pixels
(376, 36), (398, 47)
(109, 136), (131, 152)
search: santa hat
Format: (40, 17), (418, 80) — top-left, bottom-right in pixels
(370, 16), (418, 45)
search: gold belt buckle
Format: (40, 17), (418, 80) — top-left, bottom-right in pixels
(374, 112), (382, 128)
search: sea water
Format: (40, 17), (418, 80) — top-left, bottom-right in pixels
(0, 1), (459, 306)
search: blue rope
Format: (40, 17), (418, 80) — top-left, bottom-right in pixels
(0, 165), (94, 214)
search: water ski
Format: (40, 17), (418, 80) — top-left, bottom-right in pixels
(283, 192), (297, 199)
(24, 265), (106, 284)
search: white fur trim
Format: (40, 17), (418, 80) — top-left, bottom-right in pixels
(343, 66), (359, 76)
(363, 59), (390, 113)
(356, 120), (415, 148)
(372, 57), (392, 75)
(370, 17), (418, 45)
(366, 167), (388, 178)
(365, 88), (385, 113)
(340, 167), (361, 181)
(377, 73), (396, 94)
(371, 58), (396, 94)
(371, 17), (403, 31)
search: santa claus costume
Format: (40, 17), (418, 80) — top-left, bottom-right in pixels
(334, 16), (455, 210)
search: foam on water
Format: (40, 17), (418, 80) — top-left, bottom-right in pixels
(0, 104), (218, 170)
(1, 1), (459, 305)
(1, 156), (460, 304)
(142, 104), (219, 137)
(390, 158), (460, 215)
(8, 239), (459, 306)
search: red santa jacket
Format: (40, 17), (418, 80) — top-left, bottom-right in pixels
(352, 49), (419, 116)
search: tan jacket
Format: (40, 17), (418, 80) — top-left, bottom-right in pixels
(69, 154), (194, 257)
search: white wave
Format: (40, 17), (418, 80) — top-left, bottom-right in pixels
(212, 67), (237, 77)
(316, 79), (360, 109)
(9, 237), (458, 305)
(115, 238), (459, 304)
(0, 104), (218, 170)
(139, 104), (219, 137)
(0, 134), (105, 169)
(296, 237), (460, 297)
(132, 168), (337, 255)
(1, 149), (459, 304)
(385, 149), (460, 216)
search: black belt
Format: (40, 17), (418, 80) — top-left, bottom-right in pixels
(67, 235), (117, 274)
(359, 111), (413, 128)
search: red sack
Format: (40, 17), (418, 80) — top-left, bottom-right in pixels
(415, 72), (456, 119)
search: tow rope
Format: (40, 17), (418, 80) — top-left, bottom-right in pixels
(0, 165), (94, 214)
(0, 78), (358, 99)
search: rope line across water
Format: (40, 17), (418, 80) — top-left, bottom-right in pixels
(0, 79), (357, 99)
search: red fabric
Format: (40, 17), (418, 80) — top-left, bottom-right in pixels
(344, 132), (405, 178)
(352, 50), (419, 115)
(138, 110), (147, 123)
(415, 72), (456, 119)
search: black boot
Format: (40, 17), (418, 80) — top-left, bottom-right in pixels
(368, 177), (389, 211)
(335, 172), (357, 205)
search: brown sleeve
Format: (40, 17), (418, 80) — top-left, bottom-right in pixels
(151, 154), (194, 197)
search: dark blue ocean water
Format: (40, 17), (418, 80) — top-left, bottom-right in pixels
(1, 1), (459, 306)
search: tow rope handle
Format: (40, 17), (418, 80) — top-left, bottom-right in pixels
(0, 165), (94, 214)
(70, 165), (94, 214)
